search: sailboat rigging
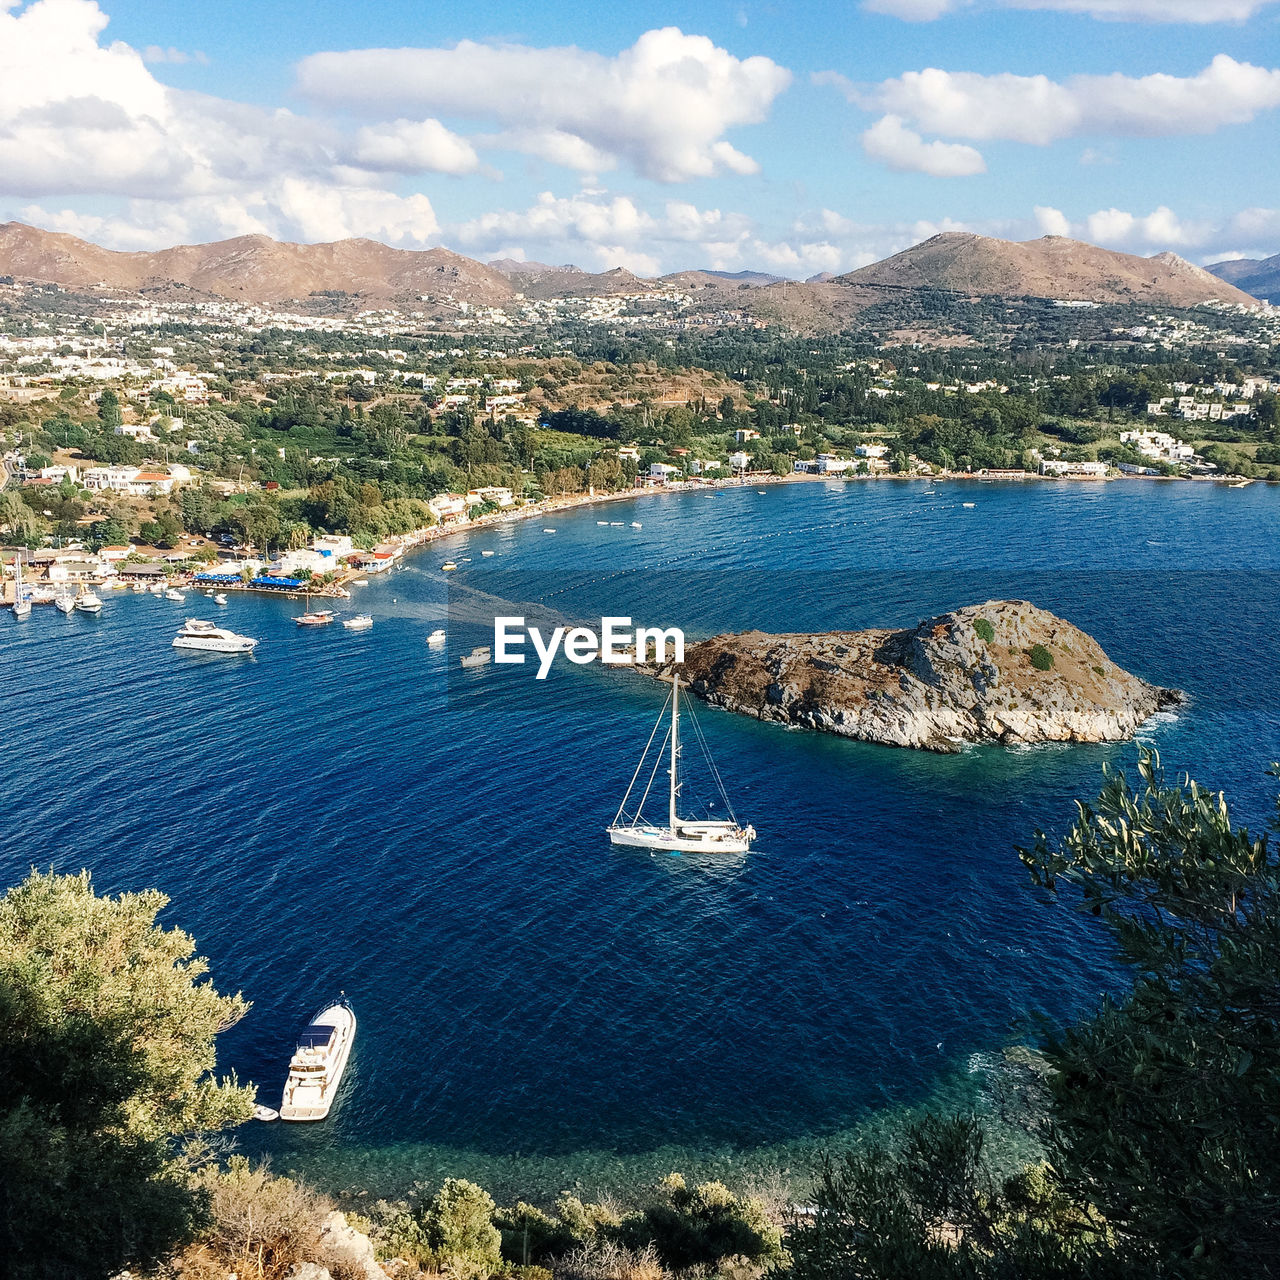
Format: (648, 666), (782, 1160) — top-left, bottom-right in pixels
(608, 673), (756, 854)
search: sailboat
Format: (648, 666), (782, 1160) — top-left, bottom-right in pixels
(11, 557), (30, 619)
(608, 673), (756, 854)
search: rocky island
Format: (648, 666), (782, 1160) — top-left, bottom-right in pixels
(654, 600), (1181, 753)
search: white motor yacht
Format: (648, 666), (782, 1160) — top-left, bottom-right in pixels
(342, 614), (373, 630)
(280, 998), (356, 1121)
(426, 628), (447, 647)
(75, 591), (104, 614)
(164, 587), (185, 602)
(214, 593), (228, 605)
(172, 619), (257, 653)
(54, 592), (76, 614)
(460, 645), (491, 668)
(608, 673), (755, 855)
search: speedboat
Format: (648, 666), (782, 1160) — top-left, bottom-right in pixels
(164, 587), (185, 602)
(608, 673), (755, 855)
(75, 591), (104, 614)
(460, 645), (491, 668)
(149, 582), (166, 595)
(427, 628), (447, 647)
(54, 592), (75, 614)
(441, 561), (458, 571)
(172, 619), (257, 653)
(631, 522), (642, 529)
(294, 608), (335, 626)
(214, 593), (228, 605)
(280, 998), (356, 1122)
(342, 614), (373, 630)
(542, 528), (556, 533)
(481, 550), (495, 557)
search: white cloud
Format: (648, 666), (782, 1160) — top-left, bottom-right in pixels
(296, 28), (791, 182)
(351, 119), (479, 175)
(862, 56), (1280, 144)
(861, 0), (1278, 19)
(860, 114), (987, 176)
(863, 0), (959, 18)
(1034, 205), (1071, 236)
(142, 45), (207, 64)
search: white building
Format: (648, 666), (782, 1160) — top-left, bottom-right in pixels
(855, 443), (890, 459)
(1040, 460), (1108, 478)
(815, 453), (855, 474)
(728, 451), (751, 472)
(1119, 430), (1194, 464)
(428, 493), (468, 523)
(648, 462), (681, 481)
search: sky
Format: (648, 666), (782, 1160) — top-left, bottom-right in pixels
(1, 0), (1278, 278)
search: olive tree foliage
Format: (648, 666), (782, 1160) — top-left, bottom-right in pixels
(784, 751), (1280, 1280)
(0, 870), (255, 1280)
(1019, 750), (1280, 1279)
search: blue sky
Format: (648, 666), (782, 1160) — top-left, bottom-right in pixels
(1, 0), (1278, 276)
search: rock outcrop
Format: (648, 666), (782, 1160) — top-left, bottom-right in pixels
(656, 600), (1181, 753)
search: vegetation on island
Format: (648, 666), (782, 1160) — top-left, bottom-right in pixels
(2, 751), (1278, 1279)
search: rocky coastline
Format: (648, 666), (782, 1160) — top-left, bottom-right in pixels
(654, 599), (1182, 753)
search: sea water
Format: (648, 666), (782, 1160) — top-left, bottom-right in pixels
(2, 479), (1278, 1201)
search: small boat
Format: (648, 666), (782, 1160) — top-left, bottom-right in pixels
(279, 997), (356, 1122)
(427, 628), (447, 647)
(164, 587), (185, 602)
(542, 527), (556, 533)
(481, 550), (495, 557)
(609, 522), (623, 527)
(441, 561), (458, 571)
(631, 522), (642, 529)
(460, 645), (491, 668)
(150, 582), (166, 595)
(351, 579), (370, 586)
(597, 520), (608, 526)
(608, 673), (755, 855)
(214, 593), (228, 605)
(54, 591), (75, 615)
(253, 1104), (279, 1122)
(757, 490), (767, 495)
(75, 590), (104, 614)
(342, 614), (373, 631)
(294, 608), (335, 626)
(1230, 480), (1251, 488)
(963, 502), (976, 509)
(172, 619), (257, 653)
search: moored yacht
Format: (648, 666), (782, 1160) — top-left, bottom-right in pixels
(608, 673), (755, 855)
(295, 607), (335, 626)
(74, 590), (104, 614)
(54, 591), (76, 614)
(342, 614), (373, 630)
(172, 619), (257, 653)
(280, 998), (356, 1121)
(164, 587), (185, 601)
(11, 558), (30, 619)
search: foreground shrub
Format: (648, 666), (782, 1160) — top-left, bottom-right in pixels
(377, 1177), (503, 1276)
(193, 1156), (333, 1279)
(556, 1240), (665, 1280)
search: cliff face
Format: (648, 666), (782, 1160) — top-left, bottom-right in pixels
(660, 600), (1180, 753)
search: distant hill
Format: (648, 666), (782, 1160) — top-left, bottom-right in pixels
(0, 222), (516, 306)
(1206, 253), (1280, 301)
(839, 233), (1257, 308)
(660, 269), (784, 291)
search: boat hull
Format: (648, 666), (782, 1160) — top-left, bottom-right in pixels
(608, 823), (753, 854)
(173, 636), (257, 653)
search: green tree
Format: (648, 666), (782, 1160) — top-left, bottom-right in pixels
(0, 871), (254, 1280)
(1020, 751), (1280, 1278)
(96, 387), (123, 430)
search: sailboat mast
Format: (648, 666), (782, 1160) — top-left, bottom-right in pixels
(669, 674), (680, 828)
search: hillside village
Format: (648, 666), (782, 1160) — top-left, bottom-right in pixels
(2, 226), (1279, 597)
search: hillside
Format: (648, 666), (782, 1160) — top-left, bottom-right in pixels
(0, 222), (516, 306)
(1206, 253), (1280, 301)
(838, 232), (1257, 308)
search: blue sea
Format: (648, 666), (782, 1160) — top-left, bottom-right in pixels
(3, 478), (1279, 1202)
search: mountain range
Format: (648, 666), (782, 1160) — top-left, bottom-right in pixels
(0, 222), (1261, 319)
(1206, 253), (1280, 302)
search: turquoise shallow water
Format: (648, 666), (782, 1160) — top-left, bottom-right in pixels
(2, 478), (1279, 1200)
